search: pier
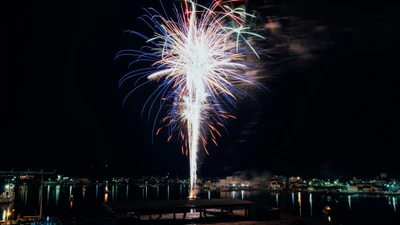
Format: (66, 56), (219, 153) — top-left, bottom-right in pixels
(105, 199), (256, 221)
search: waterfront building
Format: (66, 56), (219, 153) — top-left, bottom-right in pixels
(348, 184), (380, 192)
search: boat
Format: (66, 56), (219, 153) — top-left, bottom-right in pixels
(0, 190), (15, 204)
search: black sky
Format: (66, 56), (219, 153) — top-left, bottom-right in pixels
(2, 1), (392, 178)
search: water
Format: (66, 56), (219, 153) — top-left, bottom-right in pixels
(1, 183), (399, 224)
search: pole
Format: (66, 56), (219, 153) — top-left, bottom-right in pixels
(39, 174), (43, 220)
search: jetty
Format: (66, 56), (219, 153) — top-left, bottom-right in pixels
(105, 199), (256, 221)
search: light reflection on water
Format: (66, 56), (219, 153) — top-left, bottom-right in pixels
(104, 193), (108, 203)
(82, 186), (86, 199)
(0, 202), (14, 222)
(126, 185), (129, 200)
(309, 193), (313, 216)
(167, 185), (170, 200)
(46, 185), (50, 205)
(348, 195), (351, 211)
(298, 192), (302, 217)
(291, 192), (294, 207)
(55, 185), (59, 205)
(1, 183), (398, 223)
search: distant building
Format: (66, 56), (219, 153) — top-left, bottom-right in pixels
(380, 173), (388, 179)
(287, 176), (305, 189)
(204, 181), (212, 187)
(348, 184), (380, 192)
(218, 176), (256, 189)
(348, 185), (358, 191)
(289, 176), (302, 183)
(309, 178), (322, 186)
(19, 175), (35, 180)
(270, 181), (283, 189)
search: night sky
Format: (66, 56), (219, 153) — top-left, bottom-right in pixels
(2, 1), (392, 178)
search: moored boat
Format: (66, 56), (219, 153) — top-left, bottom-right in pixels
(0, 190), (15, 204)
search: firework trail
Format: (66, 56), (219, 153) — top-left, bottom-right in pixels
(117, 0), (264, 198)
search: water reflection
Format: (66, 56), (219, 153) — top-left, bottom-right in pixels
(1, 210), (5, 221)
(82, 186), (86, 199)
(4, 182), (399, 223)
(291, 192), (294, 207)
(104, 193), (108, 203)
(348, 195), (351, 211)
(309, 193), (313, 216)
(167, 185), (170, 200)
(55, 185), (60, 205)
(69, 185), (72, 198)
(126, 185), (129, 200)
(115, 185), (118, 200)
(0, 202), (14, 222)
(69, 185), (73, 208)
(393, 197), (397, 213)
(298, 192), (302, 217)
(220, 190), (250, 200)
(19, 184), (28, 207)
(24, 185), (28, 207)
(38, 185), (41, 203)
(47, 185), (50, 205)
(111, 185), (115, 201)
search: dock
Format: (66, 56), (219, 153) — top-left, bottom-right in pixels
(105, 199), (256, 221)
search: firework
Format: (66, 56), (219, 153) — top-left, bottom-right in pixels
(117, 0), (264, 198)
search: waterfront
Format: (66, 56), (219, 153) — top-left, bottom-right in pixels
(1, 182), (398, 224)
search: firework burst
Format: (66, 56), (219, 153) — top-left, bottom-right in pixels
(117, 0), (265, 198)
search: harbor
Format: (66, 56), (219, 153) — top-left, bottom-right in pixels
(0, 174), (398, 225)
(1, 171), (55, 224)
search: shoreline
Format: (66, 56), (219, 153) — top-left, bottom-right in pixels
(219, 189), (400, 196)
(19, 180), (400, 196)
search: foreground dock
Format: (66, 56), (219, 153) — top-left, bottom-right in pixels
(105, 199), (256, 221)
(103, 198), (330, 225)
